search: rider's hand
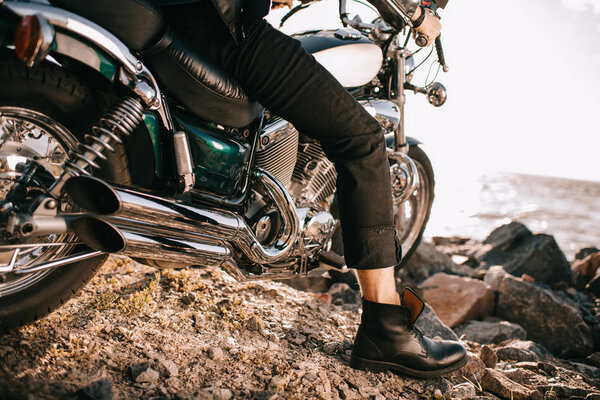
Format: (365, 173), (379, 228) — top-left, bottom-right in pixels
(411, 7), (442, 46)
(271, 0), (293, 9)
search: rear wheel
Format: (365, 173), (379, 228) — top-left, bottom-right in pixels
(0, 57), (130, 331)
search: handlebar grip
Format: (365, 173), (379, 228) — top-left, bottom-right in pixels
(434, 35), (449, 72)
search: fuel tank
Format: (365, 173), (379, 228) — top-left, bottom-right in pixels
(295, 28), (383, 88)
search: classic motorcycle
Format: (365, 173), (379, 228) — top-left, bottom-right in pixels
(0, 0), (448, 330)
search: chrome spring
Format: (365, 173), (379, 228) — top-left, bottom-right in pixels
(48, 97), (144, 197)
(63, 98), (144, 176)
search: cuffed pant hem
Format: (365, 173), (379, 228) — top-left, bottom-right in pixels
(343, 226), (401, 269)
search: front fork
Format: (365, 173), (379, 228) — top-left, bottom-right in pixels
(392, 46), (414, 228)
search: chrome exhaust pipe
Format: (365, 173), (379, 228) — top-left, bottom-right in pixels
(71, 215), (246, 280)
(63, 169), (299, 266)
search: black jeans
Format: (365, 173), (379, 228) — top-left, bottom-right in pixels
(163, 3), (399, 269)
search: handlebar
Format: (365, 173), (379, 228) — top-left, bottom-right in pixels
(415, 1), (448, 72)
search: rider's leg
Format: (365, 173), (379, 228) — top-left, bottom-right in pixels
(164, 4), (399, 272)
(161, 3), (466, 376)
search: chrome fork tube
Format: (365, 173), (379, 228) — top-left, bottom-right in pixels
(394, 45), (411, 154)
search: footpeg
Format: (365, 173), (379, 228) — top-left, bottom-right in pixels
(318, 250), (348, 272)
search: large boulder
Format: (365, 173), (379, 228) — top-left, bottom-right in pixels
(496, 275), (594, 358)
(419, 273), (495, 328)
(587, 274), (600, 297)
(415, 303), (459, 341)
(474, 222), (571, 284)
(495, 340), (553, 362)
(403, 242), (463, 281)
(572, 252), (600, 280)
(455, 320), (527, 344)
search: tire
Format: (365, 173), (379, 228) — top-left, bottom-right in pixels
(0, 56), (131, 332)
(396, 145), (434, 267)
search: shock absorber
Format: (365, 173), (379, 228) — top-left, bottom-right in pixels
(48, 97), (144, 198)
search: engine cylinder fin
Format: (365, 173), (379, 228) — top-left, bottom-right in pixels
(290, 140), (337, 206)
(255, 126), (299, 186)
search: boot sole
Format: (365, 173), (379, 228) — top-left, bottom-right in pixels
(349, 354), (469, 378)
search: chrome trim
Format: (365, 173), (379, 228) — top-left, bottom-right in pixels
(14, 250), (103, 274)
(387, 148), (420, 203)
(64, 168), (300, 266)
(359, 99), (400, 134)
(259, 118), (294, 150)
(6, 2), (162, 109)
(173, 131), (195, 192)
(6, 2), (139, 74)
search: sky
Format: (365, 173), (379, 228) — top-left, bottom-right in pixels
(266, 0), (600, 183)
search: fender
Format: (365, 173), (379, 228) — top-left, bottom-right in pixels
(3, 2), (168, 186)
(6, 2), (137, 80)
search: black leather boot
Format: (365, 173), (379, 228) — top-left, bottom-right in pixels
(350, 288), (467, 378)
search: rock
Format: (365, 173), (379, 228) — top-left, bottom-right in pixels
(449, 383), (477, 399)
(252, 390), (277, 400)
(544, 384), (587, 398)
(576, 247), (600, 260)
(181, 292), (196, 305)
(403, 242), (463, 281)
(414, 303), (459, 341)
(484, 265), (508, 291)
(585, 352), (600, 368)
(129, 362), (150, 380)
(475, 222), (572, 284)
(77, 379), (113, 400)
(496, 275), (594, 358)
(268, 375), (288, 391)
(303, 373), (318, 383)
(587, 275), (600, 297)
(245, 315), (262, 331)
(480, 368), (543, 400)
(328, 283), (360, 305)
(420, 273), (495, 328)
(569, 361), (600, 379)
(456, 320), (527, 344)
(291, 334), (306, 345)
(158, 358), (179, 378)
(495, 340), (553, 362)
(480, 345), (498, 369)
(211, 388), (232, 400)
(322, 342), (338, 355)
(135, 368), (159, 383)
(208, 347), (225, 361)
(432, 236), (471, 246)
(572, 253), (600, 279)
(283, 276), (331, 293)
(450, 352), (486, 381)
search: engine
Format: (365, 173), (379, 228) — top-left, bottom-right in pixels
(251, 99), (400, 268)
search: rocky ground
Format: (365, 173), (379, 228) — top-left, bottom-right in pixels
(1, 221), (600, 399)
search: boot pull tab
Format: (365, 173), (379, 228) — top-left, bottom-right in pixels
(401, 287), (425, 324)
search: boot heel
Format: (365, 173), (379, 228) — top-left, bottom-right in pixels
(349, 356), (388, 373)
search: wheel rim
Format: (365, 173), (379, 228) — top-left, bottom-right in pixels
(393, 160), (431, 256)
(0, 107), (78, 296)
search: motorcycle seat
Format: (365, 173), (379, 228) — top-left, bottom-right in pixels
(49, 0), (263, 128)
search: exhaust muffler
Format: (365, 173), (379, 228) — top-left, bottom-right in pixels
(63, 169), (299, 266)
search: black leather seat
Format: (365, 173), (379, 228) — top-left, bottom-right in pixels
(50, 0), (263, 128)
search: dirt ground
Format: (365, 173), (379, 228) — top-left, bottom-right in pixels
(0, 256), (598, 399)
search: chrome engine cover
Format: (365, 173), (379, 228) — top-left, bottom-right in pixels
(255, 118), (299, 187)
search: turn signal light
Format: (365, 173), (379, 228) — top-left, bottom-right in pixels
(14, 14), (53, 67)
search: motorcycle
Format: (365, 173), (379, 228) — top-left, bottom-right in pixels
(0, 0), (448, 330)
